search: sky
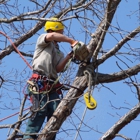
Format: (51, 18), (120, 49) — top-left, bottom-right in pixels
(0, 0), (140, 140)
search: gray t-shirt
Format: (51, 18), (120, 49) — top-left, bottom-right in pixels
(32, 33), (64, 79)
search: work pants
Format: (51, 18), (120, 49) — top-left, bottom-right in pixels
(23, 92), (60, 140)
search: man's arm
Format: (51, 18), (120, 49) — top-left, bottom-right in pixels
(45, 32), (77, 72)
(45, 32), (77, 46)
(56, 52), (73, 73)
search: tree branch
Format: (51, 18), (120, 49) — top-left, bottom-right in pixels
(96, 63), (140, 84)
(87, 0), (121, 62)
(100, 102), (140, 140)
(96, 26), (140, 67)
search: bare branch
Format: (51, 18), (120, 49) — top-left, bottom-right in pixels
(100, 103), (140, 140)
(96, 63), (140, 84)
(96, 26), (140, 66)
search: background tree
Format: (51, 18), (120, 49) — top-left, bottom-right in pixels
(0, 0), (140, 140)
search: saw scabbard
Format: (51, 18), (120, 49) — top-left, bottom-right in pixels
(27, 80), (40, 120)
(30, 94), (40, 120)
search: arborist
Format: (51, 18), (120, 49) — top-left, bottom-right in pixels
(23, 18), (86, 140)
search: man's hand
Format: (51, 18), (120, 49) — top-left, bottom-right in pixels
(71, 40), (78, 48)
(68, 51), (74, 58)
(72, 41), (85, 49)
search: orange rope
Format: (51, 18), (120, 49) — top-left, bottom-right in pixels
(0, 31), (32, 69)
(0, 107), (30, 122)
(0, 31), (32, 121)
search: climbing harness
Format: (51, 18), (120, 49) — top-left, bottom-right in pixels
(83, 70), (97, 110)
(27, 72), (63, 94)
(26, 72), (64, 118)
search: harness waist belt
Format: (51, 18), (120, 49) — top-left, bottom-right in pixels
(28, 73), (63, 94)
(31, 73), (54, 83)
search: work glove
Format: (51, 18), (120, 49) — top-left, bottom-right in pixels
(71, 41), (79, 48)
(72, 41), (89, 62)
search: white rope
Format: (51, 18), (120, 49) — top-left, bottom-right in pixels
(73, 65), (98, 140)
(74, 106), (88, 140)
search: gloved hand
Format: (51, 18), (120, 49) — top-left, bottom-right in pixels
(68, 51), (74, 58)
(71, 40), (79, 48)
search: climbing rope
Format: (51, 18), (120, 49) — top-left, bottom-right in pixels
(83, 70), (97, 110)
(0, 107), (30, 122)
(0, 31), (32, 70)
(0, 31), (33, 121)
(74, 64), (98, 140)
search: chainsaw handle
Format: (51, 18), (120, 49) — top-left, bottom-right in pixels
(68, 51), (74, 58)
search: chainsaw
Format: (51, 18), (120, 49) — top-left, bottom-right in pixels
(71, 41), (89, 64)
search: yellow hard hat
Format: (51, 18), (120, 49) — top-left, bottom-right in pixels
(44, 18), (64, 31)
